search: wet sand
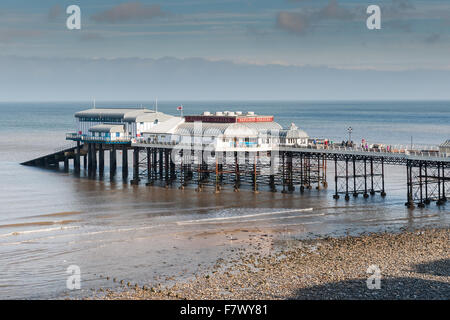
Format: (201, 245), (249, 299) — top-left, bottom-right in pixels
(91, 227), (449, 300)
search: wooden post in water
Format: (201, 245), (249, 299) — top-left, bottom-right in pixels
(110, 145), (116, 178)
(75, 141), (81, 174)
(122, 146), (128, 179)
(99, 144), (104, 176)
(132, 147), (139, 184)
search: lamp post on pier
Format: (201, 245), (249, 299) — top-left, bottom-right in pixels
(347, 127), (353, 145)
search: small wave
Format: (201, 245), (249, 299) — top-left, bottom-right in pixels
(177, 208), (314, 225)
(0, 226), (79, 238)
(0, 220), (80, 230)
(23, 211), (82, 219)
(180, 213), (325, 225)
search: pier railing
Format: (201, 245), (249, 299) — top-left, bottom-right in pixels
(131, 139), (450, 162)
(66, 133), (132, 144)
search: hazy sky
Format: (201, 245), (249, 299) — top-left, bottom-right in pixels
(0, 0), (449, 100)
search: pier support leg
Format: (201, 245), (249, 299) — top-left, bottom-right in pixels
(442, 165), (447, 202)
(215, 157), (220, 193)
(406, 161), (415, 209)
(437, 163), (442, 205)
(418, 162), (424, 207)
(122, 146), (128, 179)
(352, 157), (358, 197)
(287, 152), (294, 192)
(164, 149), (169, 186)
(170, 152), (176, 183)
(88, 143), (94, 177)
(75, 141), (81, 174)
(146, 148), (153, 185)
(299, 153), (305, 192)
(381, 158), (386, 197)
(363, 159), (369, 198)
(131, 147), (139, 185)
(110, 145), (117, 178)
(345, 158), (350, 201)
(253, 152), (259, 193)
(424, 163), (430, 204)
(281, 152), (286, 193)
(99, 144), (104, 177)
(370, 159), (375, 195)
(92, 144), (97, 177)
(152, 149), (157, 179)
(64, 156), (69, 172)
(159, 149), (163, 179)
(234, 152), (240, 191)
(333, 156), (339, 199)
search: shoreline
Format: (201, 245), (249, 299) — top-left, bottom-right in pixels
(88, 227), (449, 300)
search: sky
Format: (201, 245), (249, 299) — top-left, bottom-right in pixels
(0, 0), (449, 101)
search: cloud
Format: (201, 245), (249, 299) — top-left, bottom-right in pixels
(384, 20), (413, 32)
(0, 30), (42, 43)
(316, 0), (354, 20)
(2, 55), (450, 101)
(277, 0), (354, 34)
(246, 25), (269, 37)
(382, 0), (416, 18)
(48, 4), (64, 21)
(391, 0), (415, 11)
(91, 2), (167, 23)
(80, 33), (106, 42)
(424, 33), (441, 44)
(277, 12), (310, 34)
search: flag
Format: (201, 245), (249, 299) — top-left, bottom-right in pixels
(177, 105), (183, 111)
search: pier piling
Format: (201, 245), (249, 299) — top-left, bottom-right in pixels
(122, 146), (128, 179)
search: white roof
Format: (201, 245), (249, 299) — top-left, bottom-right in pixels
(125, 111), (173, 122)
(89, 124), (125, 133)
(175, 123), (230, 137)
(75, 108), (150, 119)
(279, 123), (309, 139)
(75, 108), (174, 123)
(174, 121), (281, 137)
(223, 123), (258, 138)
(143, 117), (185, 134)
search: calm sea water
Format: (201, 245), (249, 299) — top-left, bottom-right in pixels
(0, 101), (449, 299)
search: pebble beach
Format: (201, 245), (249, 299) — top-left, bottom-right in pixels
(90, 227), (449, 300)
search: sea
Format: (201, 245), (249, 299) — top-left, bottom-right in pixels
(0, 101), (449, 299)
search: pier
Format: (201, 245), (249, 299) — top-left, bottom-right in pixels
(21, 107), (450, 209)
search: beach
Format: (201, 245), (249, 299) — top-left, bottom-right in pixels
(94, 227), (449, 300)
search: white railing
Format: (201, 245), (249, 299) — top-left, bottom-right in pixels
(131, 138), (449, 160)
(66, 133), (133, 143)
